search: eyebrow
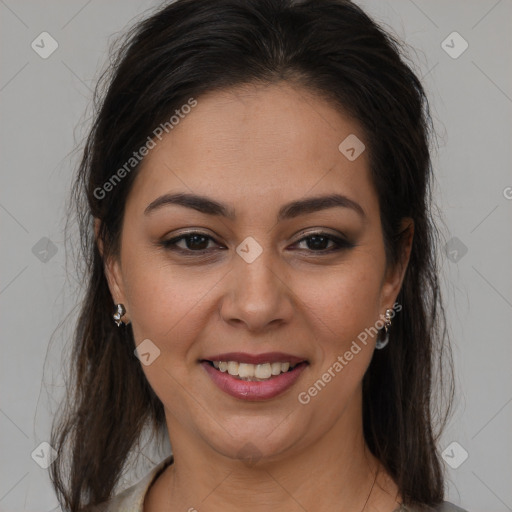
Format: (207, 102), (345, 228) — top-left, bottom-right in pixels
(144, 192), (366, 221)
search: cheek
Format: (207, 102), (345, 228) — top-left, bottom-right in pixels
(121, 249), (219, 348)
(303, 261), (384, 344)
(120, 253), (211, 413)
(296, 268), (381, 417)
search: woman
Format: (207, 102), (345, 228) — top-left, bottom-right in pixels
(49, 0), (467, 511)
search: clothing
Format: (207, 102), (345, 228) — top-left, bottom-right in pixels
(87, 455), (468, 512)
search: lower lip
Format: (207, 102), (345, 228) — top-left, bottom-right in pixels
(201, 361), (308, 401)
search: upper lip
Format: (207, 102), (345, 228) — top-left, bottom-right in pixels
(201, 352), (307, 365)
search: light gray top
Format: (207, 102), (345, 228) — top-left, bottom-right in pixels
(84, 455), (469, 512)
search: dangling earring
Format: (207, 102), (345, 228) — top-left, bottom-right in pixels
(375, 308), (394, 349)
(113, 303), (129, 327)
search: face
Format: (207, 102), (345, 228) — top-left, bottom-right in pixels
(100, 82), (412, 463)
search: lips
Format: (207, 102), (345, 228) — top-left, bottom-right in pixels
(200, 352), (309, 401)
(201, 352), (306, 365)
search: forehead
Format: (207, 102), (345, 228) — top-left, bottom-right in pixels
(125, 82), (378, 222)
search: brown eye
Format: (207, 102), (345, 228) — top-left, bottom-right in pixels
(161, 232), (220, 253)
(159, 231), (355, 256)
(293, 232), (355, 253)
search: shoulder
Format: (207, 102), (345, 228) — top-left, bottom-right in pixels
(81, 455), (174, 512)
(401, 501), (469, 512)
(433, 503), (469, 512)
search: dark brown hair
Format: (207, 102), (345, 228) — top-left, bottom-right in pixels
(49, 0), (454, 510)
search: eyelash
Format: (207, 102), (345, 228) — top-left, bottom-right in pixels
(159, 231), (355, 256)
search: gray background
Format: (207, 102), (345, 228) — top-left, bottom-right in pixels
(1, 1), (511, 511)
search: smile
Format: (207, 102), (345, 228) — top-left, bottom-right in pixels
(200, 356), (309, 401)
(209, 360), (299, 380)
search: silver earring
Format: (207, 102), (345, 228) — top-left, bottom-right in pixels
(375, 308), (394, 349)
(113, 303), (127, 327)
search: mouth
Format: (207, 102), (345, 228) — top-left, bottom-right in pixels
(199, 353), (309, 401)
(202, 359), (305, 381)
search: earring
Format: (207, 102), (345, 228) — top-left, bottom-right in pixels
(113, 303), (129, 327)
(375, 308), (394, 349)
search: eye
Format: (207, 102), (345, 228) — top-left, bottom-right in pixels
(160, 232), (222, 253)
(293, 232), (355, 253)
(159, 230), (354, 255)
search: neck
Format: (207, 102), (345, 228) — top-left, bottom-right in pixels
(146, 394), (401, 512)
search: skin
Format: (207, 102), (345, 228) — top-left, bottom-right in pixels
(96, 81), (414, 512)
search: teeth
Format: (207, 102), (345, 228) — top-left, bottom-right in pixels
(227, 361), (239, 376)
(210, 360), (298, 380)
(271, 362), (282, 375)
(255, 363), (272, 379)
(238, 363), (254, 378)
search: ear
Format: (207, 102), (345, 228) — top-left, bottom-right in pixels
(94, 218), (127, 307)
(379, 217), (414, 309)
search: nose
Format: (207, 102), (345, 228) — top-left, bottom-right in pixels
(219, 249), (294, 333)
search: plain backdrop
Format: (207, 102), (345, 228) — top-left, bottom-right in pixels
(1, 1), (511, 511)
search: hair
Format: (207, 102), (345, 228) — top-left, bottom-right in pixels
(49, 0), (455, 510)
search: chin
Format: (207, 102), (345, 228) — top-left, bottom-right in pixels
(206, 425), (303, 466)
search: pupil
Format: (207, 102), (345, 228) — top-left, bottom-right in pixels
(187, 235), (208, 250)
(308, 235), (328, 250)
